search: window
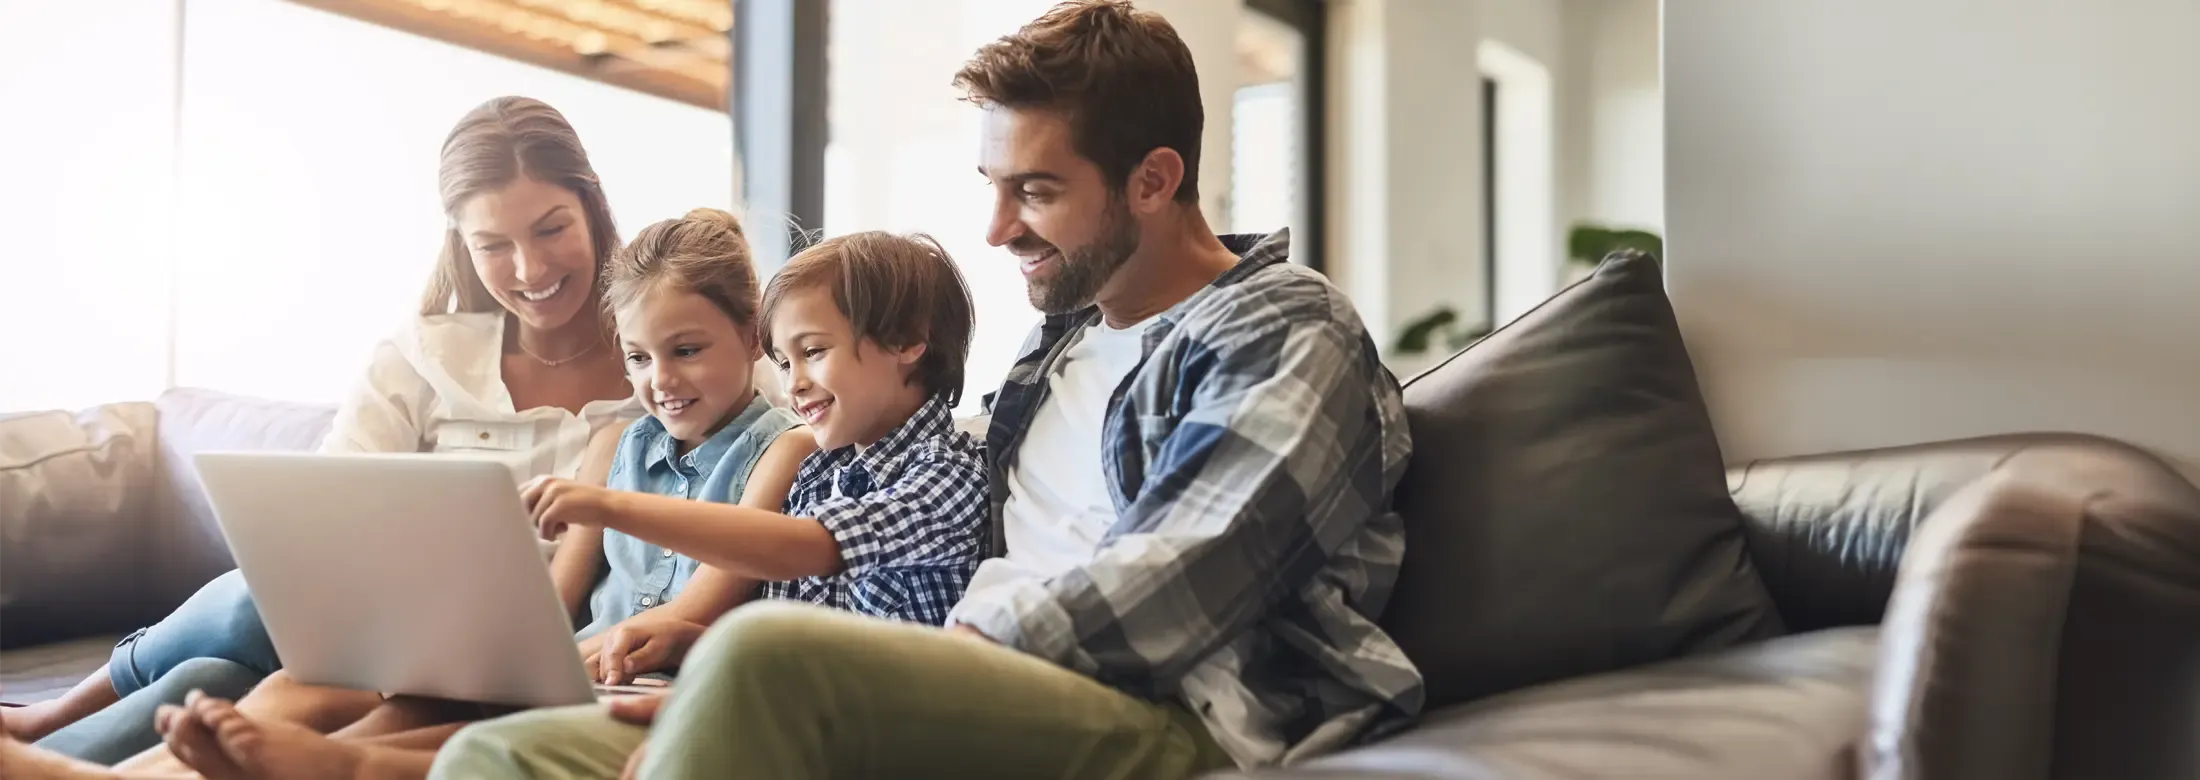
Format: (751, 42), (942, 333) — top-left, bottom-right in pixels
(1235, 0), (1324, 270)
(0, 0), (736, 410)
(821, 1), (1058, 415)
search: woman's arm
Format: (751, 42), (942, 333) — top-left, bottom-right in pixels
(319, 337), (434, 454)
(549, 424), (624, 618)
(655, 428), (818, 623)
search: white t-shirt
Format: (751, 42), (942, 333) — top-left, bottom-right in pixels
(962, 317), (1154, 599)
(323, 312), (646, 483)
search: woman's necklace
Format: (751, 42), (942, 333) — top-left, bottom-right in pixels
(514, 336), (602, 368)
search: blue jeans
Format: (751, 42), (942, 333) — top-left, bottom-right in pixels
(33, 569), (282, 763)
(105, 570), (283, 695)
(33, 658), (264, 766)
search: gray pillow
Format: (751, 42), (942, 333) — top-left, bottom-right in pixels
(1380, 250), (1783, 708)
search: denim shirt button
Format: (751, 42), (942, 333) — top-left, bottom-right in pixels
(661, 549), (674, 558)
(639, 596), (654, 607)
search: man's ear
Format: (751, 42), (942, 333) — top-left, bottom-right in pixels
(1128, 147), (1187, 215)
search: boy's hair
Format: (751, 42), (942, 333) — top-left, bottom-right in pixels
(760, 232), (975, 406)
(953, 0), (1203, 204)
(603, 208), (759, 341)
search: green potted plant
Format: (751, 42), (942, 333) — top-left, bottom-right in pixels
(1391, 223), (1660, 358)
(1566, 223), (1662, 275)
(1390, 305), (1489, 357)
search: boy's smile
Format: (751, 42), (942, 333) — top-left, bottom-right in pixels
(768, 286), (927, 451)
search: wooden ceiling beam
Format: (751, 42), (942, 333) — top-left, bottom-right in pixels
(284, 0), (729, 110)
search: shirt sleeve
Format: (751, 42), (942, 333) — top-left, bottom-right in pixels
(317, 334), (435, 454)
(804, 443), (990, 578)
(947, 314), (1391, 689)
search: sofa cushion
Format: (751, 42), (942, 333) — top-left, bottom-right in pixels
(148, 388), (335, 614)
(0, 403), (161, 647)
(1204, 627), (1875, 780)
(1380, 250), (1783, 708)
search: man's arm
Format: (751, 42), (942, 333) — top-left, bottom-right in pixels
(949, 314), (1393, 687)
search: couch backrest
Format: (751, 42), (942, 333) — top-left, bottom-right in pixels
(147, 388), (334, 613)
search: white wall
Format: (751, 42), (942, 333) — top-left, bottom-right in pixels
(1327, 0), (1486, 377)
(1666, 0), (2200, 473)
(1558, 0), (1662, 247)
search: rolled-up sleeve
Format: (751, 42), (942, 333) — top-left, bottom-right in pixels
(806, 443), (991, 578)
(950, 316), (1386, 688)
(318, 336), (434, 454)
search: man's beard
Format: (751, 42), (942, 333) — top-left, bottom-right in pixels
(1023, 198), (1139, 315)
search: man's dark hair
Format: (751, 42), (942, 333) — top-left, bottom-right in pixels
(954, 0), (1204, 203)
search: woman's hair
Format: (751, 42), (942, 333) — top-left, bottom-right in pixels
(419, 96), (621, 316)
(759, 231), (975, 406)
(603, 208), (759, 340)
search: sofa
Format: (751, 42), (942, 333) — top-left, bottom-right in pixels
(6, 256), (2199, 779)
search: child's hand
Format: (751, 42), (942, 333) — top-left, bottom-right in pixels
(586, 613), (709, 684)
(522, 476), (616, 540)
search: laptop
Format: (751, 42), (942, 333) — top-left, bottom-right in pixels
(193, 451), (616, 707)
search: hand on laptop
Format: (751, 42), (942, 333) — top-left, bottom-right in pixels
(522, 476), (619, 541)
(585, 613), (710, 685)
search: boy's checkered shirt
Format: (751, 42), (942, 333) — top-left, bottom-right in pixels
(760, 396), (986, 626)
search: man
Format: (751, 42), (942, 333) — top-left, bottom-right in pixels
(431, 1), (1421, 777)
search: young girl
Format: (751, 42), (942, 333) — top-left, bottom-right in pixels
(0, 208), (815, 780)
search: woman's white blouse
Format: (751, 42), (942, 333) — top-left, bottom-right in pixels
(319, 313), (643, 482)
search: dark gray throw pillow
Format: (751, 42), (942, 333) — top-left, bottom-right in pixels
(1380, 250), (1783, 709)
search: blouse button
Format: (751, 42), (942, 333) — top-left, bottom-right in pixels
(477, 431), (491, 441)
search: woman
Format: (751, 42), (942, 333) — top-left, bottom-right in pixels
(5, 96), (744, 767)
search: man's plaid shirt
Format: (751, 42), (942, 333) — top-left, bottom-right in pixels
(949, 230), (1424, 766)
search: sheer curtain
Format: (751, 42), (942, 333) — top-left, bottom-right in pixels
(0, 0), (735, 412)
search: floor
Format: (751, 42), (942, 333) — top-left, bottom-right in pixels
(0, 636), (117, 706)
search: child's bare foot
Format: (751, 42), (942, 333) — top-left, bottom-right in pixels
(157, 692), (249, 780)
(177, 694), (368, 780)
(0, 733), (117, 779)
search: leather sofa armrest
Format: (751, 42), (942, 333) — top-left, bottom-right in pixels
(1867, 470), (2080, 780)
(1869, 436), (2200, 780)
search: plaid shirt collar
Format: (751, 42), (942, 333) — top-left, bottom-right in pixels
(984, 230), (1291, 498)
(802, 395), (956, 496)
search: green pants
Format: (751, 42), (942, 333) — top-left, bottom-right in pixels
(429, 601), (1234, 779)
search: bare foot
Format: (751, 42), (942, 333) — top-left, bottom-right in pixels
(0, 733), (118, 779)
(182, 695), (368, 780)
(6, 701), (66, 741)
(156, 693), (249, 780)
